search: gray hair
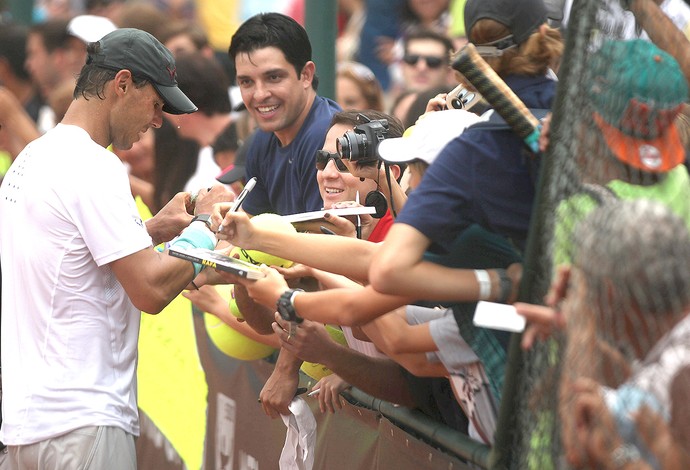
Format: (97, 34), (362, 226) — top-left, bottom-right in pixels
(573, 198), (690, 320)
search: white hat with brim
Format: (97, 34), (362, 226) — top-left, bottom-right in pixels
(68, 15), (118, 43)
(378, 109), (482, 166)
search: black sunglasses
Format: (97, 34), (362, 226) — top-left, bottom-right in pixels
(315, 150), (350, 173)
(402, 54), (445, 69)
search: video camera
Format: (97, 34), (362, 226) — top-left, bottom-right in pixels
(336, 114), (388, 165)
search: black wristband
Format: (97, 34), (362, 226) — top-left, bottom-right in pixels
(496, 269), (513, 303)
(191, 213), (212, 231)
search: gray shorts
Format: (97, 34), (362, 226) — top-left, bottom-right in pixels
(405, 304), (497, 444)
(405, 305), (479, 372)
(8, 426), (136, 470)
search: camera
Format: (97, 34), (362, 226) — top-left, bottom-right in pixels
(446, 84), (483, 111)
(336, 114), (388, 164)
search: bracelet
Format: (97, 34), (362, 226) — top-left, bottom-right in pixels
(496, 269), (513, 303)
(190, 281), (200, 290)
(474, 270), (491, 300)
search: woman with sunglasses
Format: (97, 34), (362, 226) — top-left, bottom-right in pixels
(316, 110), (405, 241)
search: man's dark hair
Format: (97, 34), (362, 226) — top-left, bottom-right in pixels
(29, 18), (75, 53)
(330, 110), (404, 139)
(329, 110), (407, 178)
(175, 53), (231, 116)
(228, 12), (318, 91)
(0, 23), (31, 81)
(403, 85), (448, 128)
(73, 42), (150, 100)
(403, 27), (454, 58)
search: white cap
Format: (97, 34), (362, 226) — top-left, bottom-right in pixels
(377, 109), (482, 166)
(68, 15), (118, 43)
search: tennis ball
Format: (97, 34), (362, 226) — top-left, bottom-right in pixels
(300, 325), (347, 381)
(228, 284), (243, 319)
(204, 284), (275, 361)
(232, 213), (296, 268)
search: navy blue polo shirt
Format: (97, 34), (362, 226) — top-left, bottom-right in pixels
(396, 75), (557, 253)
(242, 95), (341, 216)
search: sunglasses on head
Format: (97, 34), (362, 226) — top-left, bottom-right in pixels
(402, 54), (445, 69)
(315, 150), (350, 173)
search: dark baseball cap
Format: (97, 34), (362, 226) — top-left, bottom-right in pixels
(217, 131), (253, 184)
(464, 0), (548, 46)
(87, 28), (197, 114)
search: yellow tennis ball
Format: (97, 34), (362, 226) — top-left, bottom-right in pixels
(232, 213), (296, 268)
(300, 326), (348, 381)
(204, 313), (275, 361)
(228, 284), (243, 319)
(204, 284), (275, 361)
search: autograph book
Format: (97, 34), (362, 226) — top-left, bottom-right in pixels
(169, 246), (266, 279)
(282, 206), (376, 223)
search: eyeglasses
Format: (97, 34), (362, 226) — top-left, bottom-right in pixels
(315, 150), (350, 173)
(402, 54), (446, 69)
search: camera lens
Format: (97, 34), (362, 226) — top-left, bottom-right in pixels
(338, 131), (366, 161)
(336, 136), (351, 160)
(450, 98), (463, 109)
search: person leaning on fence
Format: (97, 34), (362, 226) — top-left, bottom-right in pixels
(211, 109), (522, 442)
(364, 0), (562, 443)
(370, 0), (563, 298)
(524, 199), (690, 469)
(0, 28), (234, 469)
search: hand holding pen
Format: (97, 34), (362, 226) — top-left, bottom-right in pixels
(212, 178), (258, 245)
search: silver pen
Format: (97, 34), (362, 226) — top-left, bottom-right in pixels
(355, 191), (361, 239)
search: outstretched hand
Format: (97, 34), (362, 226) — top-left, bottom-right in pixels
(515, 265), (570, 350)
(226, 265), (289, 309)
(211, 208), (257, 248)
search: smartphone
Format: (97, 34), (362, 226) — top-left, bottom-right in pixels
(472, 301), (526, 333)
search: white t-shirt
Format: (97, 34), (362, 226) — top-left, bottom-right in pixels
(184, 145), (223, 194)
(0, 124), (153, 445)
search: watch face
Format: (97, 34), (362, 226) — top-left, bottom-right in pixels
(277, 294), (296, 322)
(277, 290), (302, 323)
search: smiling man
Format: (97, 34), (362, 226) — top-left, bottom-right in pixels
(228, 12), (341, 217)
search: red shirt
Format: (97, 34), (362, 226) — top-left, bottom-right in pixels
(367, 210), (393, 242)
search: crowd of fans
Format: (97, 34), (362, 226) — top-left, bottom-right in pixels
(2, 0), (690, 468)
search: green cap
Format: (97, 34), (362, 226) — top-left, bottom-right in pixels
(589, 39), (688, 172)
(87, 28), (197, 115)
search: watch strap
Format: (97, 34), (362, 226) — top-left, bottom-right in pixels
(277, 288), (304, 323)
(191, 213), (213, 230)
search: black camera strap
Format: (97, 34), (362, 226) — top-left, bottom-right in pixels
(383, 161), (397, 218)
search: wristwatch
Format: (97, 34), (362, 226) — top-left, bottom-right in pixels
(277, 288), (304, 323)
(191, 214), (213, 231)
